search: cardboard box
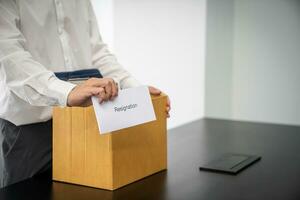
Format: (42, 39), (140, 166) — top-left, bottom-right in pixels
(52, 94), (167, 190)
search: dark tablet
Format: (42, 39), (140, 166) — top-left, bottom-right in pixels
(199, 153), (261, 175)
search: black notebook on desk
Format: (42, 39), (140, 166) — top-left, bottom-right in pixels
(200, 153), (261, 175)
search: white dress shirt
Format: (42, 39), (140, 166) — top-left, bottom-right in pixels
(0, 0), (140, 125)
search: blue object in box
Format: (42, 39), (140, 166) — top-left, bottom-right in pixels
(54, 69), (103, 82)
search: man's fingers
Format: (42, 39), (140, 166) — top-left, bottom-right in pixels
(166, 96), (171, 118)
(86, 78), (117, 101)
(111, 81), (118, 100)
(88, 87), (102, 96)
(149, 86), (161, 95)
(104, 82), (112, 101)
(88, 84), (116, 104)
(85, 78), (103, 87)
(148, 86), (171, 118)
(87, 77), (113, 88)
(96, 87), (106, 103)
(166, 96), (171, 111)
(87, 86), (105, 102)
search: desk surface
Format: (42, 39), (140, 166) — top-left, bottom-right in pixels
(1, 118), (300, 200)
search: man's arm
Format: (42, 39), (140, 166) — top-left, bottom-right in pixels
(0, 1), (75, 107)
(87, 1), (141, 89)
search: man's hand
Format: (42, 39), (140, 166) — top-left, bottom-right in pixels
(67, 78), (118, 107)
(148, 86), (171, 118)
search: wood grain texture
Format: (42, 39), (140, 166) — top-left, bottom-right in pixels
(52, 94), (167, 190)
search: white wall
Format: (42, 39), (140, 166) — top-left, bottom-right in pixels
(205, 0), (234, 119)
(91, 0), (114, 50)
(113, 0), (206, 128)
(205, 0), (300, 126)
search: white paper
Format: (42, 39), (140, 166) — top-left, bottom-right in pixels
(92, 86), (156, 134)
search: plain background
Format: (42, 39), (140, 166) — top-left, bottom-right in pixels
(91, 0), (300, 128)
(92, 0), (206, 129)
(205, 0), (300, 126)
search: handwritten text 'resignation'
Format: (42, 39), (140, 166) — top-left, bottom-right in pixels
(114, 104), (138, 112)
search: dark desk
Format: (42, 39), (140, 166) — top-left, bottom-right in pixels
(1, 118), (300, 200)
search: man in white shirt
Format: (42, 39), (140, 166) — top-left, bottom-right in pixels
(0, 0), (170, 188)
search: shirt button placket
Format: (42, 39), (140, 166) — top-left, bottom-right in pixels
(55, 0), (72, 70)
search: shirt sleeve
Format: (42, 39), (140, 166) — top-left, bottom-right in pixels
(0, 1), (76, 107)
(87, 0), (142, 89)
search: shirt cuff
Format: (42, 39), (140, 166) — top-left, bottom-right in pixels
(48, 78), (77, 106)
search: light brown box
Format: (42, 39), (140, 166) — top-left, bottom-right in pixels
(52, 94), (167, 190)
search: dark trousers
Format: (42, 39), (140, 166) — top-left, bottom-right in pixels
(0, 119), (52, 188)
